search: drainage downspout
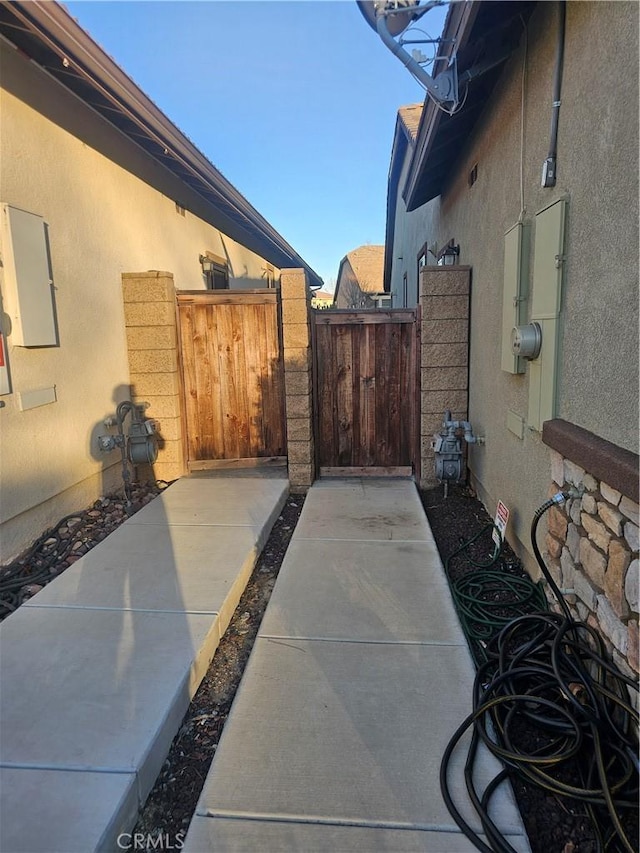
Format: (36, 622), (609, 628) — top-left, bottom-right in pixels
(542, 1), (566, 187)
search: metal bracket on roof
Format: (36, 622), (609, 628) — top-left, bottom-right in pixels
(357, 1), (460, 110)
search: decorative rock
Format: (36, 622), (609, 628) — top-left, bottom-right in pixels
(579, 538), (606, 589)
(569, 501), (582, 526)
(600, 482), (621, 506)
(560, 547), (575, 589)
(550, 450), (564, 488)
(605, 540), (631, 619)
(581, 513), (611, 553)
(580, 512), (611, 553)
(619, 496), (639, 525)
(597, 594), (628, 655)
(566, 523), (581, 562)
(548, 506), (568, 539)
(597, 502), (624, 537)
(581, 493), (597, 515)
(625, 559), (639, 613)
(564, 460), (585, 487)
(576, 601), (589, 622)
(623, 522), (639, 553)
(627, 620), (639, 673)
(546, 534), (563, 560)
(583, 474), (598, 492)
(574, 571), (598, 610)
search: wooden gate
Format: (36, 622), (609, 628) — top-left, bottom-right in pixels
(177, 290), (286, 471)
(313, 309), (419, 477)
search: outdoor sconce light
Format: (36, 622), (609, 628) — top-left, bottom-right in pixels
(199, 254), (214, 274)
(438, 243), (460, 266)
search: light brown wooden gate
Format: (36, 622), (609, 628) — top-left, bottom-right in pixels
(177, 290), (286, 471)
(313, 309), (419, 477)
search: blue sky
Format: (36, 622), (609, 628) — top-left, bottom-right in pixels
(65, 1), (447, 289)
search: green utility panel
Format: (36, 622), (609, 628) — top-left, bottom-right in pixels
(528, 198), (567, 431)
(501, 222), (528, 374)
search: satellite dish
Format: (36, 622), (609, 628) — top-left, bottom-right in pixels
(356, 0), (422, 37)
(356, 0), (460, 110)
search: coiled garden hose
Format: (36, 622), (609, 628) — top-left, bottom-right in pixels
(440, 493), (639, 853)
(446, 522), (548, 666)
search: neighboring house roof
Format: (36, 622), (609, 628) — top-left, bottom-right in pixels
(403, 0), (536, 211)
(0, 1), (322, 287)
(397, 104), (423, 143)
(312, 291), (334, 302)
(344, 245), (385, 293)
(383, 104), (423, 290)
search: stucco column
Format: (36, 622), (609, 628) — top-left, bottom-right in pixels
(280, 269), (315, 492)
(419, 266), (471, 489)
(122, 271), (185, 482)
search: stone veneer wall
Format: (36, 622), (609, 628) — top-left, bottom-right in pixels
(122, 271), (186, 483)
(280, 270), (315, 492)
(543, 448), (639, 684)
(419, 266), (471, 488)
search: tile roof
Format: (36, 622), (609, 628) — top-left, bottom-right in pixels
(398, 104), (423, 142)
(346, 245), (385, 293)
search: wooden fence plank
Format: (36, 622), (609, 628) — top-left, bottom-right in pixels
(177, 292), (286, 466)
(312, 309), (418, 474)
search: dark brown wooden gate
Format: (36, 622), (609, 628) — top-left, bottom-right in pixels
(177, 290), (286, 471)
(313, 309), (419, 477)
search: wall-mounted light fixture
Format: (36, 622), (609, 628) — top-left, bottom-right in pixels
(438, 241), (460, 266)
(199, 252), (229, 290)
(199, 254), (214, 274)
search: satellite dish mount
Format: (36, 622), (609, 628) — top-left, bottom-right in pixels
(357, 1), (459, 109)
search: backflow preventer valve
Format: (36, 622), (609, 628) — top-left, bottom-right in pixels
(431, 411), (481, 486)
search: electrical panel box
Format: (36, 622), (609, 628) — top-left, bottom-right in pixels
(501, 222), (529, 374)
(1, 204), (57, 347)
(528, 198), (566, 431)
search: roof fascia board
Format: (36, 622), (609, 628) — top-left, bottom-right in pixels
(4, 1), (322, 285)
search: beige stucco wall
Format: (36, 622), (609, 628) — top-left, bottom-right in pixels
(0, 43), (280, 560)
(390, 2), (639, 570)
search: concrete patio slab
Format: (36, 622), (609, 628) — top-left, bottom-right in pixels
(0, 602), (219, 800)
(194, 636), (523, 836)
(23, 523), (259, 617)
(259, 539), (466, 645)
(125, 476), (287, 533)
(185, 815), (532, 853)
(294, 480), (431, 542)
(0, 472), (289, 851)
(0, 767), (138, 853)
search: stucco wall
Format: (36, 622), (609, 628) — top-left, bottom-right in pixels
(390, 2), (639, 569)
(0, 43), (280, 560)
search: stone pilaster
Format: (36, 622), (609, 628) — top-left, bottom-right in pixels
(122, 271), (185, 482)
(280, 270), (314, 492)
(419, 267), (470, 488)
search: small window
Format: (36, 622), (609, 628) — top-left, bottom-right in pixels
(200, 252), (229, 290)
(262, 264), (275, 288)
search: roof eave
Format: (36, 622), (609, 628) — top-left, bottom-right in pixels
(0, 1), (322, 286)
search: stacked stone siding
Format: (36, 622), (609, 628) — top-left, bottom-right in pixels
(545, 451), (639, 679)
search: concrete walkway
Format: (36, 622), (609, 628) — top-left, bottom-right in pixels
(184, 479), (531, 852)
(0, 473), (288, 853)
